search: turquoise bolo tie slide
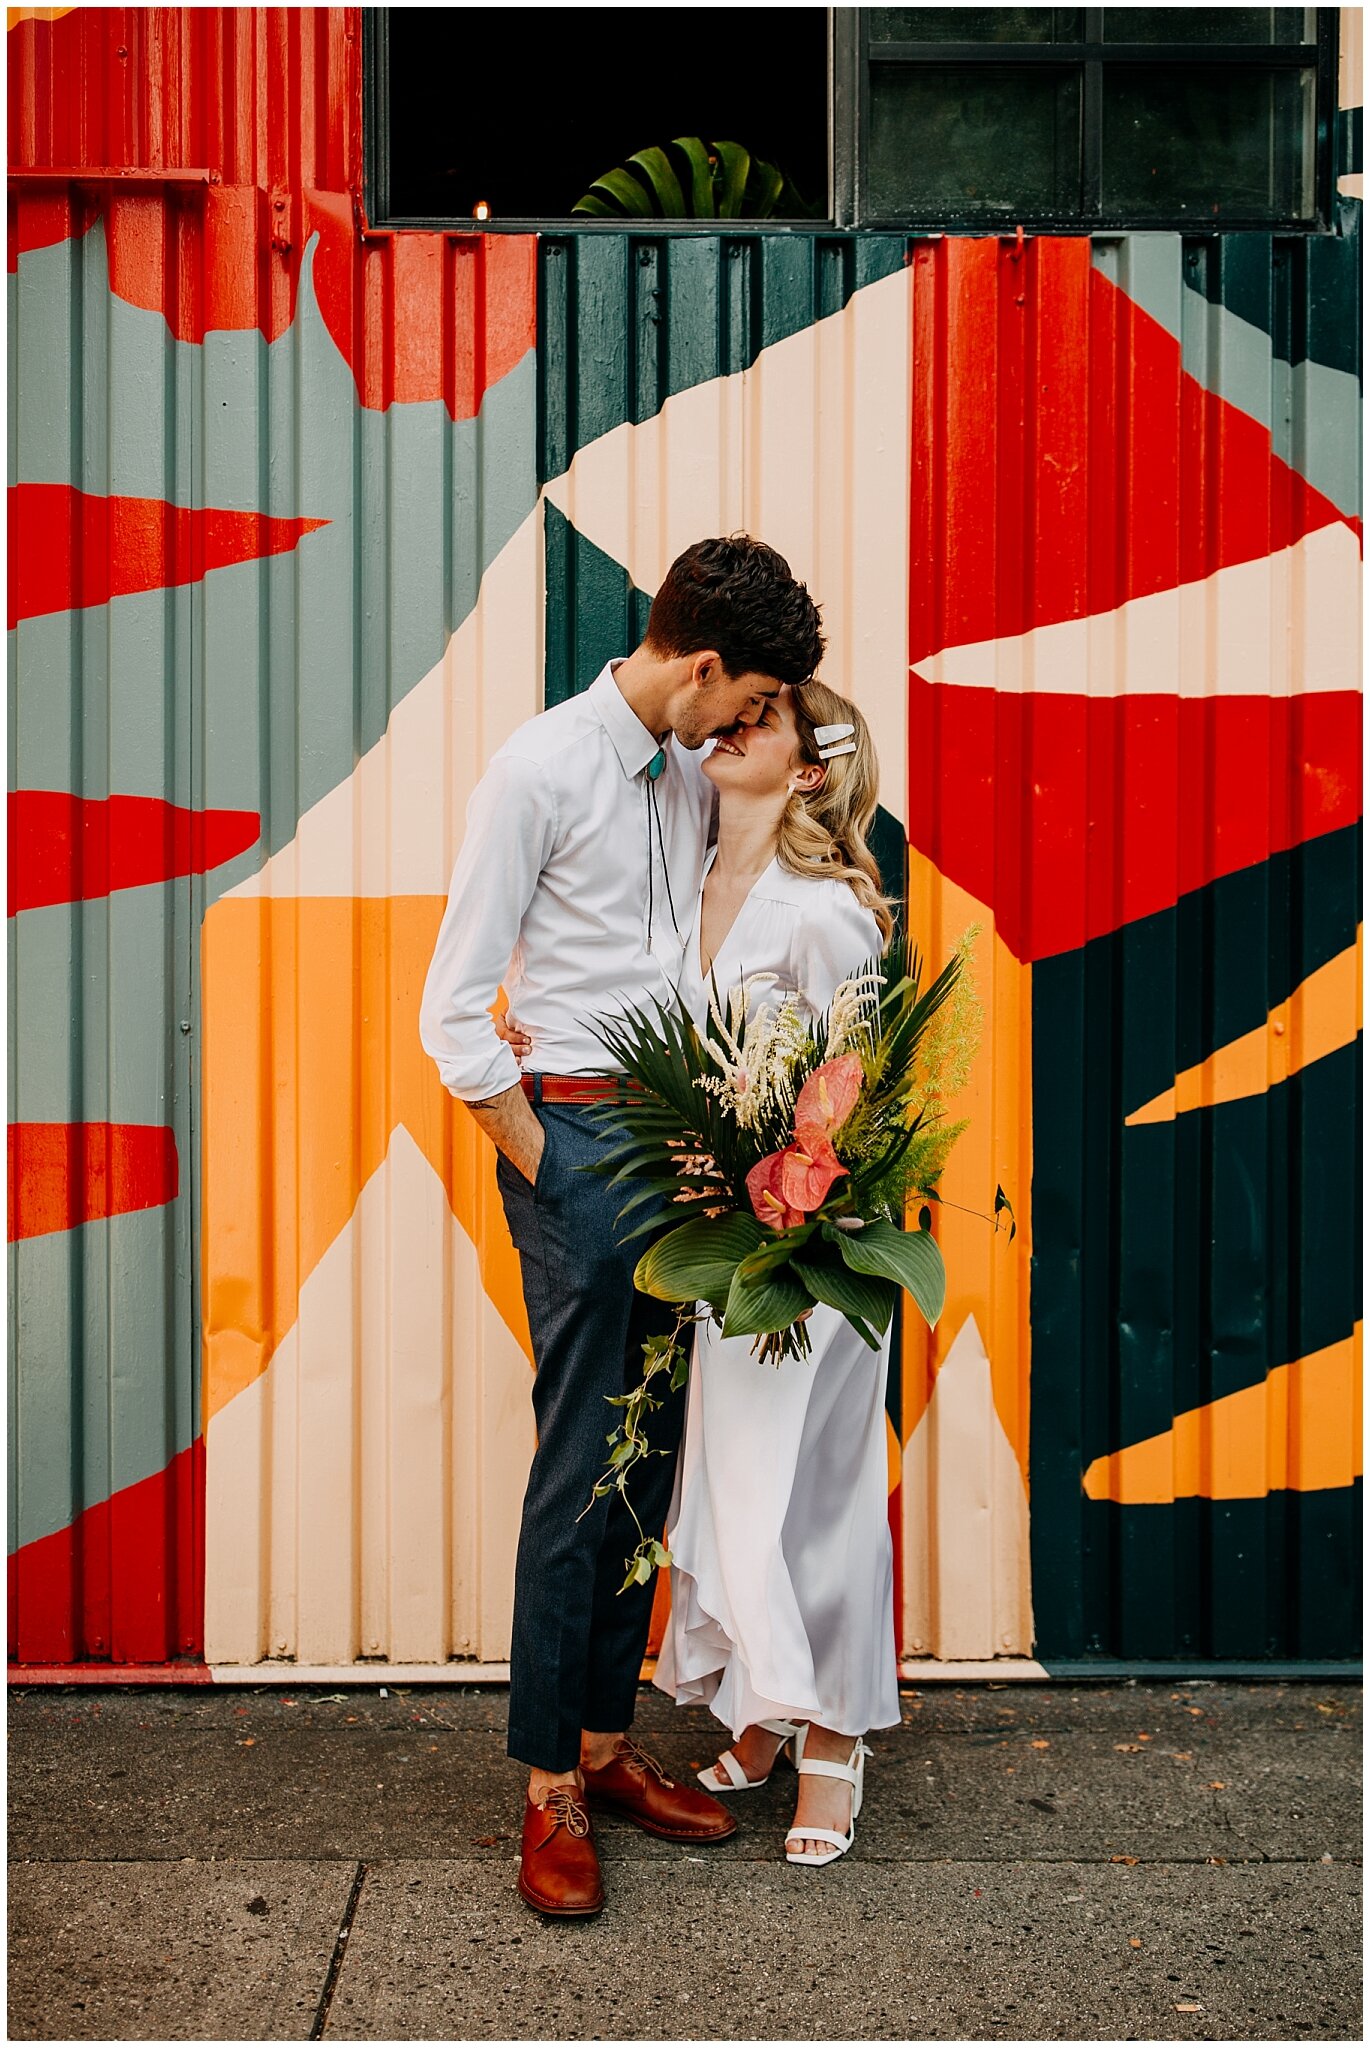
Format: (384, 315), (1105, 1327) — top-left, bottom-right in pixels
(646, 748), (666, 781)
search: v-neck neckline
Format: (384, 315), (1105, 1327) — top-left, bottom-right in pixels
(696, 845), (778, 985)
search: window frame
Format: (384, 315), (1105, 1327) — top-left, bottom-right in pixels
(844, 7), (1338, 233)
(362, 5), (839, 233)
(364, 7), (1340, 237)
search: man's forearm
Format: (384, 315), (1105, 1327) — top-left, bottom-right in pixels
(466, 1080), (545, 1183)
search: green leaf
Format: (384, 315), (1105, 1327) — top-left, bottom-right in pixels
(634, 1211), (763, 1305)
(744, 156), (784, 217)
(713, 140), (750, 217)
(627, 145), (686, 217)
(570, 193), (619, 217)
(720, 1261), (812, 1340)
(791, 1259), (895, 1342)
(836, 1220), (945, 1328)
(587, 166), (655, 215)
(672, 135), (718, 215)
(735, 1221), (815, 1281)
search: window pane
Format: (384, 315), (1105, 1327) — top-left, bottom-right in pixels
(867, 64), (1082, 215)
(869, 8), (1083, 41)
(1101, 8), (1315, 44)
(1103, 64), (1316, 216)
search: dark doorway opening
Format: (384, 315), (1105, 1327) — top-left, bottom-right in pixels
(383, 7), (831, 223)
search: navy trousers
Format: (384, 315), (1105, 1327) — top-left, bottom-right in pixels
(496, 1095), (684, 1772)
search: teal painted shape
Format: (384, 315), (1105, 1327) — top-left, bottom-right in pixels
(543, 501), (652, 706)
(539, 231), (909, 484)
(1092, 235), (1361, 520)
(9, 220), (540, 873)
(7, 218), (541, 1553)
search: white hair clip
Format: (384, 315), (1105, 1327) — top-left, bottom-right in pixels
(815, 721), (856, 760)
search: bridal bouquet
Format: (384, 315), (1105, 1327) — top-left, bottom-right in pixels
(582, 933), (999, 1587)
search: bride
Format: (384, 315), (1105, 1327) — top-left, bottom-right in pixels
(501, 678), (899, 1866)
(654, 679), (899, 1867)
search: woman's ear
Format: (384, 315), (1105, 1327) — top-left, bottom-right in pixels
(788, 760), (827, 796)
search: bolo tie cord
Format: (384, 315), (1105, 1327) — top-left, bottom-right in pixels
(645, 750), (679, 949)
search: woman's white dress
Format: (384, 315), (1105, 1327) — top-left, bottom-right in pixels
(652, 852), (902, 1741)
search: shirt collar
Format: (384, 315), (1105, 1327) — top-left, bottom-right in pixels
(587, 661), (667, 781)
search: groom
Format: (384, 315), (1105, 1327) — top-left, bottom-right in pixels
(421, 535), (824, 1916)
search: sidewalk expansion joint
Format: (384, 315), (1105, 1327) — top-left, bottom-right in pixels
(309, 1859), (366, 2041)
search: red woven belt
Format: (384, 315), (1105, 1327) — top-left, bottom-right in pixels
(520, 1075), (640, 1104)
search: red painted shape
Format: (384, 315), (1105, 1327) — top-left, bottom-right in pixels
(909, 240), (1357, 667)
(7, 1438), (204, 1666)
(8, 791), (260, 915)
(908, 681), (1363, 963)
(8, 1122), (179, 1242)
(8, 16), (538, 419)
(8, 484), (328, 628)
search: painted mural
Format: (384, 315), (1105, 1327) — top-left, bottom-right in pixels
(7, 6), (1362, 1673)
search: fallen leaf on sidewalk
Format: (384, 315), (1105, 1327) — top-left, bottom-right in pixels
(1114, 1743), (1146, 1752)
(1110, 1854), (1139, 1864)
(1030, 1739), (1050, 1749)
(1208, 1781), (1226, 1790)
(1128, 1937), (1142, 1949)
(1168, 1751), (1193, 1762)
(1175, 2002), (1204, 2014)
(1135, 1732), (1152, 1741)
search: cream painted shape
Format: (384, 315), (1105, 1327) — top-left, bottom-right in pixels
(225, 502), (546, 901)
(915, 522), (1362, 700)
(901, 1314), (1034, 1661)
(205, 1125), (534, 1668)
(542, 266), (913, 824)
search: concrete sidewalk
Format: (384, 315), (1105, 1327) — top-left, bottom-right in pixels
(7, 1679), (1361, 2041)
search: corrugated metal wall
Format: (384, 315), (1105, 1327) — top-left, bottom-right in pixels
(8, 6), (1362, 1675)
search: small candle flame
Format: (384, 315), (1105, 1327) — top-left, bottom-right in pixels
(473, 200), (490, 223)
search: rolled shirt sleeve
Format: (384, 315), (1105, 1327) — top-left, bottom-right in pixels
(420, 751), (557, 1102)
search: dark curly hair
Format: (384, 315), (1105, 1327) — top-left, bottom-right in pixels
(644, 535), (825, 687)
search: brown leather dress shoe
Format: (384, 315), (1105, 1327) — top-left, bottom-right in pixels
(517, 1788), (605, 1918)
(581, 1737), (738, 1842)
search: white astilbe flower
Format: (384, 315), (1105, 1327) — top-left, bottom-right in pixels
(695, 974), (809, 1131)
(824, 969), (883, 1060)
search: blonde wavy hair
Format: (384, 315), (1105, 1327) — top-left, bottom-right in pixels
(779, 680), (894, 948)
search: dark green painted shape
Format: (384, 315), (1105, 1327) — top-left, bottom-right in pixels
(1186, 222), (1362, 380)
(1057, 1483), (1362, 1662)
(543, 501), (653, 706)
(1030, 830), (1362, 1661)
(538, 232), (910, 485)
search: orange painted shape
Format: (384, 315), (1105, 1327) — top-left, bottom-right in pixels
(7, 8), (74, 26)
(1126, 930), (1363, 1126)
(1082, 1325), (1363, 1504)
(200, 894), (530, 1427)
(901, 846), (1033, 1485)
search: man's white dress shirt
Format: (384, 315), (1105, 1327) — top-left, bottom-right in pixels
(420, 662), (713, 1102)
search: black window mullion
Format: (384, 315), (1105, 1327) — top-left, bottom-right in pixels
(1081, 8), (1103, 216)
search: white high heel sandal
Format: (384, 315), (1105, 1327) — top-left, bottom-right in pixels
(784, 1737), (873, 1866)
(697, 1719), (805, 1793)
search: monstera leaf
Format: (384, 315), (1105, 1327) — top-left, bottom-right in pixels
(573, 137), (818, 220)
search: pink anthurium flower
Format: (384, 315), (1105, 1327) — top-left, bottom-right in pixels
(794, 1053), (864, 1150)
(778, 1132), (849, 1213)
(746, 1151), (807, 1232)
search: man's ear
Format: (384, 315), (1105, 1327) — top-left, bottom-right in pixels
(690, 649), (724, 687)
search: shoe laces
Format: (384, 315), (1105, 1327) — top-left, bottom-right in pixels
(542, 1788), (590, 1838)
(614, 1736), (674, 1786)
